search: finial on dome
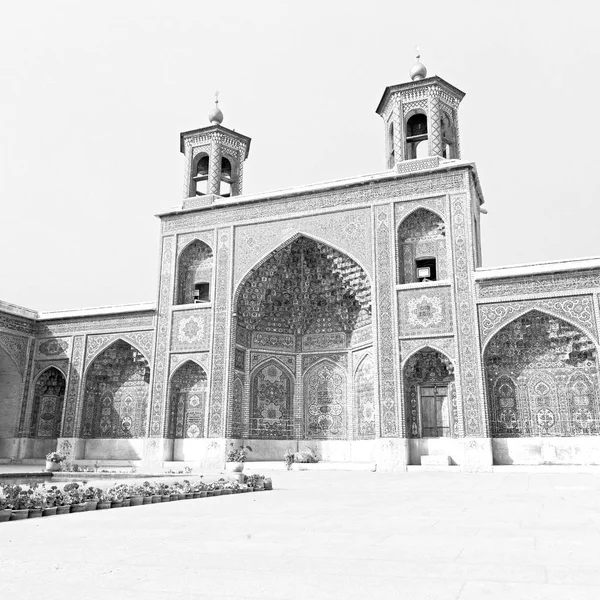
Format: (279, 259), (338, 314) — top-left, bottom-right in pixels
(208, 90), (224, 125)
(410, 47), (427, 81)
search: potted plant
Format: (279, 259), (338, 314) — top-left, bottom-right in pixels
(42, 486), (60, 516)
(129, 484), (144, 507)
(226, 443), (253, 473)
(8, 485), (30, 520)
(82, 485), (101, 511)
(45, 451), (65, 472)
(181, 479), (194, 500)
(96, 489), (112, 510)
(264, 477), (273, 491)
(141, 481), (156, 504)
(28, 486), (45, 518)
(107, 485), (124, 508)
(63, 483), (87, 513)
(0, 487), (12, 522)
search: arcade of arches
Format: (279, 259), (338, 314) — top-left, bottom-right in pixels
(229, 236), (375, 441)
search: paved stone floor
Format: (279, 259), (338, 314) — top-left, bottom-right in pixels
(2, 470), (600, 599)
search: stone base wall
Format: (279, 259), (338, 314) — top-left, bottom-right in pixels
(493, 437), (600, 465)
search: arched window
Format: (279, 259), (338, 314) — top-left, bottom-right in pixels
(168, 361), (208, 438)
(193, 153), (209, 196)
(398, 208), (446, 284)
(220, 156), (233, 197)
(441, 112), (454, 159)
(176, 240), (213, 305)
(388, 122), (395, 168)
(406, 112), (428, 159)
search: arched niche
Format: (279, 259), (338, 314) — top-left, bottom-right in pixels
(398, 208), (447, 284)
(250, 359), (294, 440)
(168, 361), (208, 438)
(354, 354), (375, 439)
(484, 310), (600, 437)
(304, 359), (347, 439)
(81, 339), (150, 439)
(30, 367), (66, 438)
(403, 347), (456, 438)
(0, 346), (22, 454)
(176, 239), (213, 305)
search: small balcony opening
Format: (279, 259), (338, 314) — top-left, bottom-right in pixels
(416, 257), (437, 282)
(194, 282), (210, 303)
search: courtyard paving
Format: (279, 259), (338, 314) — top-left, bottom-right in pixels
(1, 470), (600, 599)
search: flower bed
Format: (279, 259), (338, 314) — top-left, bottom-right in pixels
(0, 475), (273, 522)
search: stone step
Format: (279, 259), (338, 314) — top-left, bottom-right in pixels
(407, 465), (461, 472)
(420, 455), (452, 466)
(244, 461), (377, 472)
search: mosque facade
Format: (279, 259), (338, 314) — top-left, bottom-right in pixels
(1, 59), (600, 471)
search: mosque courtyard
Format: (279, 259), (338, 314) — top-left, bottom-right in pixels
(1, 469), (600, 599)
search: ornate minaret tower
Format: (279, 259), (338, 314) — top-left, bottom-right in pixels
(180, 94), (251, 199)
(376, 53), (465, 169)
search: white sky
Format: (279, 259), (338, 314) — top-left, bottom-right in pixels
(1, 1), (599, 312)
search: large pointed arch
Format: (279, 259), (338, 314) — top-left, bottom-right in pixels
(233, 231), (373, 298)
(81, 339), (150, 438)
(484, 309), (600, 438)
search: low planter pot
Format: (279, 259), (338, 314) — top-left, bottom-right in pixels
(85, 500), (98, 511)
(192, 492), (202, 499)
(199, 490), (207, 498)
(222, 489), (232, 495)
(70, 503), (87, 513)
(96, 501), (111, 510)
(225, 461), (245, 473)
(10, 509), (29, 521)
(264, 480), (273, 490)
(111, 500), (123, 509)
(178, 493), (186, 501)
(45, 460), (61, 472)
(42, 507), (57, 517)
(184, 493), (193, 500)
(142, 496), (153, 505)
(28, 508), (43, 519)
(151, 495), (161, 504)
(0, 509), (11, 522)
(56, 505), (71, 515)
(169, 494), (178, 501)
(206, 490), (215, 497)
(121, 499), (131, 508)
(247, 486), (254, 492)
(129, 496), (143, 507)
(162, 495), (171, 502)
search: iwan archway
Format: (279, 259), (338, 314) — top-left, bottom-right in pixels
(228, 235), (375, 461)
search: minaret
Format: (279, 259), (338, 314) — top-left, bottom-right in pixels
(180, 93), (251, 199)
(376, 52), (465, 169)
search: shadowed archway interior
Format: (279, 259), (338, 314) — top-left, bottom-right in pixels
(230, 236), (373, 441)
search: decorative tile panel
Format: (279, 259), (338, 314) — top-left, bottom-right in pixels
(170, 310), (212, 352)
(398, 287), (453, 337)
